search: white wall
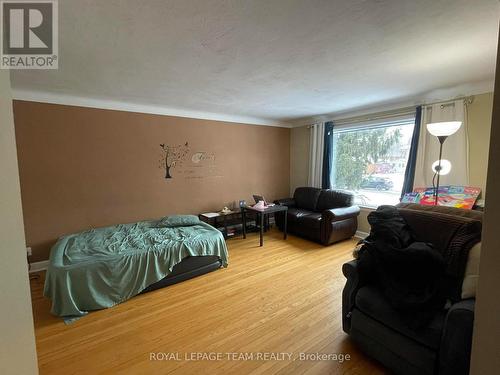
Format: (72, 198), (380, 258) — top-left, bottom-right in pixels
(0, 71), (38, 374)
(290, 126), (310, 195)
(468, 92), (494, 197)
(470, 47), (500, 374)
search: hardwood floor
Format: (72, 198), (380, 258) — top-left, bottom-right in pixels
(29, 230), (386, 374)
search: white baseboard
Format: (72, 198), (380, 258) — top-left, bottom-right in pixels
(354, 230), (369, 239)
(29, 260), (49, 273)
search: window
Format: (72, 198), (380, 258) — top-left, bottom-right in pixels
(328, 116), (415, 208)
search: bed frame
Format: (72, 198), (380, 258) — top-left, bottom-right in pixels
(140, 256), (222, 294)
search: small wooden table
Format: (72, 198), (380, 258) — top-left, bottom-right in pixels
(242, 205), (288, 246)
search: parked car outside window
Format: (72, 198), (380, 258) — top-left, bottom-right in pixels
(360, 176), (394, 191)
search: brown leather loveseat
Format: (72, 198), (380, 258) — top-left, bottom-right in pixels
(274, 187), (360, 245)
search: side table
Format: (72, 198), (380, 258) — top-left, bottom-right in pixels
(242, 205), (288, 246)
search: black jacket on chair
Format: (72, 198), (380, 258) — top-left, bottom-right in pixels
(274, 187), (360, 245)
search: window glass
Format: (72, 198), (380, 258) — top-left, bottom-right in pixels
(330, 120), (415, 207)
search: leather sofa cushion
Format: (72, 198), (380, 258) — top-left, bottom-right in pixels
(317, 189), (354, 211)
(286, 207), (313, 222)
(355, 286), (445, 350)
(297, 212), (322, 230)
(323, 206), (360, 222)
(293, 187), (321, 211)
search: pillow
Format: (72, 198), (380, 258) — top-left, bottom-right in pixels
(157, 215), (201, 228)
(461, 242), (481, 299)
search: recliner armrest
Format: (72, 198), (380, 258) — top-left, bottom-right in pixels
(342, 259), (363, 333)
(438, 299), (475, 375)
(323, 205), (360, 222)
(274, 198), (296, 207)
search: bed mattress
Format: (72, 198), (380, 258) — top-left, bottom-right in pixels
(44, 220), (228, 321)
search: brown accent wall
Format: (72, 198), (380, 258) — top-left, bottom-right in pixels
(14, 101), (290, 262)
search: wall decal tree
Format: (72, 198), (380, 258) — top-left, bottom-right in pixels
(159, 142), (190, 179)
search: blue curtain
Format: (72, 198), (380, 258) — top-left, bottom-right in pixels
(400, 106), (422, 200)
(322, 121), (334, 189)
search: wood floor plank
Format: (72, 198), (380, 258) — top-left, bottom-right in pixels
(29, 230), (387, 374)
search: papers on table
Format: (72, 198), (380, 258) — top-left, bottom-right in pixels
(201, 212), (220, 218)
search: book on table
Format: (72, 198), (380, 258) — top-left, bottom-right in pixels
(201, 212), (220, 218)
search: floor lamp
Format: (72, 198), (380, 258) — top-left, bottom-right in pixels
(426, 121), (462, 205)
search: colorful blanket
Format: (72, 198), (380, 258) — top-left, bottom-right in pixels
(401, 186), (480, 209)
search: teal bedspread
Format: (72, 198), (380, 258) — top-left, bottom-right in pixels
(44, 220), (228, 320)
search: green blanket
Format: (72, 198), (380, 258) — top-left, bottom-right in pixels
(44, 220), (228, 321)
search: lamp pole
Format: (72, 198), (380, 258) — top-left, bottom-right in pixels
(434, 136), (447, 206)
(427, 121), (461, 206)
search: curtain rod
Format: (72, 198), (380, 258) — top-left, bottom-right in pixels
(421, 95), (474, 108)
(311, 95), (475, 127)
(331, 106), (417, 127)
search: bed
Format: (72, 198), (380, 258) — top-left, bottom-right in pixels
(44, 218), (228, 322)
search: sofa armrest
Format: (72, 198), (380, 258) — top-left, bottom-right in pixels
(438, 299), (475, 375)
(342, 259), (362, 333)
(274, 198), (296, 207)
(323, 205), (360, 222)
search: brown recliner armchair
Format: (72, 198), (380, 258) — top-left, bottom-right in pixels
(274, 187), (360, 245)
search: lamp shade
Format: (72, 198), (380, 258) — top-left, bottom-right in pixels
(432, 159), (452, 175)
(426, 121), (462, 137)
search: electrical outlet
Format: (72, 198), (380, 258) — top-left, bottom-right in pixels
(26, 247), (32, 257)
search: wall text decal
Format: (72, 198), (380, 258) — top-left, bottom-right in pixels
(158, 143), (222, 181)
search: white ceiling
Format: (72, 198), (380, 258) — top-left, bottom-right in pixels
(10, 0), (500, 126)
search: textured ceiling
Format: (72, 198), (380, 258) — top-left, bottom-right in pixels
(10, 0), (500, 124)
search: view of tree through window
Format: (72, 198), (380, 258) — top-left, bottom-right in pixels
(330, 121), (415, 207)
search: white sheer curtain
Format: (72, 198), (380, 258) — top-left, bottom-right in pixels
(308, 122), (324, 188)
(413, 99), (469, 188)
